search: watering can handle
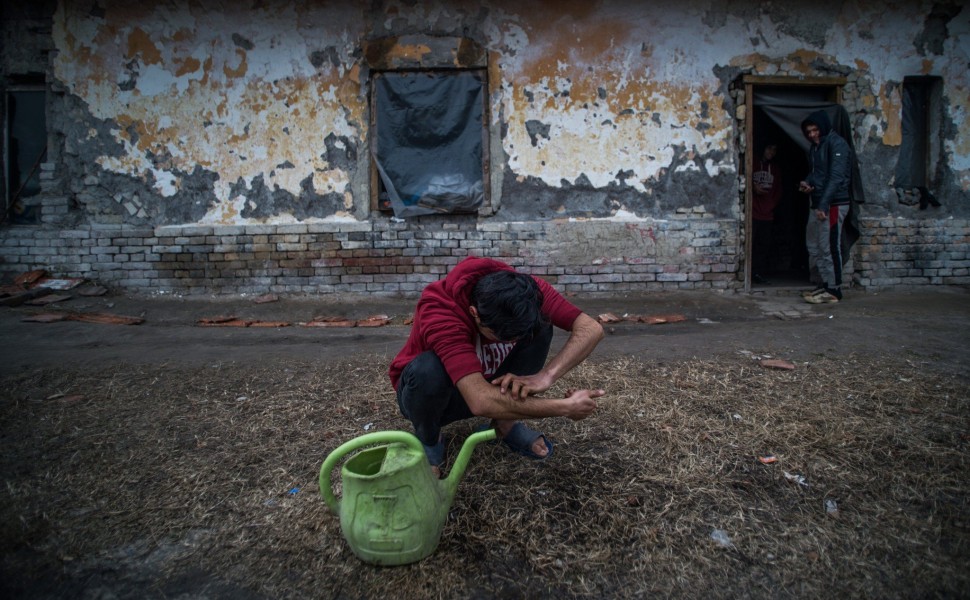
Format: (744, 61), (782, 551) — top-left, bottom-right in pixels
(318, 430), (426, 513)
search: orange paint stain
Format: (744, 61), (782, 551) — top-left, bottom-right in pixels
(880, 84), (902, 146)
(126, 27), (162, 65)
(175, 56), (201, 77)
(386, 43), (432, 63)
(223, 49), (248, 79)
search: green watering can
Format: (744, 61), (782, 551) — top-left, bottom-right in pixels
(319, 428), (497, 566)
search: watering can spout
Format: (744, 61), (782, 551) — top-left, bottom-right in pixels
(442, 428), (497, 497)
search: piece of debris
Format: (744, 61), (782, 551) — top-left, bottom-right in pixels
(198, 315), (239, 325)
(357, 314), (391, 327)
(759, 358), (796, 370)
(67, 312), (144, 325)
(57, 394), (85, 402)
(758, 455), (778, 464)
(35, 277), (86, 291)
(305, 316), (356, 328)
(710, 529), (734, 548)
(248, 321), (291, 328)
(26, 294), (73, 306)
(0, 287), (54, 307)
(0, 284), (27, 297)
(14, 270), (47, 287)
(825, 499), (840, 518)
(597, 312), (624, 324)
(783, 471), (809, 488)
(403, 313), (414, 325)
(23, 312), (144, 325)
(639, 314), (688, 325)
(198, 318), (254, 327)
(253, 293), (279, 304)
(77, 285), (108, 297)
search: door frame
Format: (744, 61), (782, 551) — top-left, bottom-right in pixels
(742, 75), (845, 291)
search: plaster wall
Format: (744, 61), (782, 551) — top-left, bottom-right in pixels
(44, 0), (969, 227)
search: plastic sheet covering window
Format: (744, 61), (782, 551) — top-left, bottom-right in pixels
(373, 70), (485, 218)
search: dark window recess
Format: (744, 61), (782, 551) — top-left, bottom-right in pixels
(372, 70), (485, 218)
(894, 76), (943, 208)
(4, 89), (46, 224)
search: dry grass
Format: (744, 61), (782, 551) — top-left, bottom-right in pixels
(1, 353), (968, 599)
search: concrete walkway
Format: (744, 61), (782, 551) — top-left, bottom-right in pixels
(1, 286), (968, 377)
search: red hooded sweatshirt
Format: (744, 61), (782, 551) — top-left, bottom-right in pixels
(388, 257), (583, 390)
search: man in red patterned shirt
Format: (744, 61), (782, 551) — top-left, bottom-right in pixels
(389, 257), (605, 476)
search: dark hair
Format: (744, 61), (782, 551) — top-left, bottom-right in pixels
(470, 271), (548, 341)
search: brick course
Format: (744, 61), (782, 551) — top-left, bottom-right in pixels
(1, 216), (966, 295)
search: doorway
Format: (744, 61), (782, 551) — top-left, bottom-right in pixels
(742, 76), (845, 291)
(3, 85), (47, 225)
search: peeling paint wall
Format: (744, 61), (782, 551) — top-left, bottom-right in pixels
(51, 1), (366, 225)
(37, 0), (969, 228)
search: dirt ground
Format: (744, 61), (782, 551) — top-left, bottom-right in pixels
(1, 285), (968, 599)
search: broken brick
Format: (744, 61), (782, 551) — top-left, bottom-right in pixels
(199, 318), (253, 327)
(14, 270), (47, 286)
(597, 312), (624, 324)
(67, 312), (144, 325)
(639, 314), (688, 325)
(357, 314), (391, 327)
(249, 321), (291, 327)
(759, 359), (796, 370)
(197, 316), (239, 324)
(26, 294), (72, 306)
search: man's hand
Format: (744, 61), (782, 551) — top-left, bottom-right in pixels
(799, 181), (813, 193)
(815, 209), (827, 221)
(491, 371), (554, 399)
(563, 388), (605, 420)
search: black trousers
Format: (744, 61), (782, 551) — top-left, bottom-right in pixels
(396, 323), (553, 446)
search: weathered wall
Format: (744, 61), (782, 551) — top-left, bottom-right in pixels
(1, 0), (969, 294)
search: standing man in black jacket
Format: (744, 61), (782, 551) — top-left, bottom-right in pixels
(798, 110), (851, 304)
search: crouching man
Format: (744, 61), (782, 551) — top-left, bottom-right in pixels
(389, 257), (606, 476)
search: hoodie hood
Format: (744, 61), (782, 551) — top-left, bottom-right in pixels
(801, 109), (832, 138)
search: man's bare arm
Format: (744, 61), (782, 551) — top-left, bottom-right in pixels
(492, 312), (604, 399)
(457, 371), (603, 422)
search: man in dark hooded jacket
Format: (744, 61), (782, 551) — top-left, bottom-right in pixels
(799, 110), (851, 304)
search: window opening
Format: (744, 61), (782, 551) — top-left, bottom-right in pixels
(371, 69), (487, 218)
(4, 87), (46, 224)
(894, 76), (943, 209)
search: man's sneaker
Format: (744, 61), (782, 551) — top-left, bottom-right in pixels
(804, 291), (839, 304)
(801, 287), (826, 299)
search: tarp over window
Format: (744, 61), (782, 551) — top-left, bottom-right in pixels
(373, 71), (485, 218)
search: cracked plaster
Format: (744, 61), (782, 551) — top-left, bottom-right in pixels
(47, 0), (970, 226)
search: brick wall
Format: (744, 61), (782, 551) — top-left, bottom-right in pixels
(0, 217), (739, 296)
(854, 217), (970, 288)
(2, 216), (966, 295)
